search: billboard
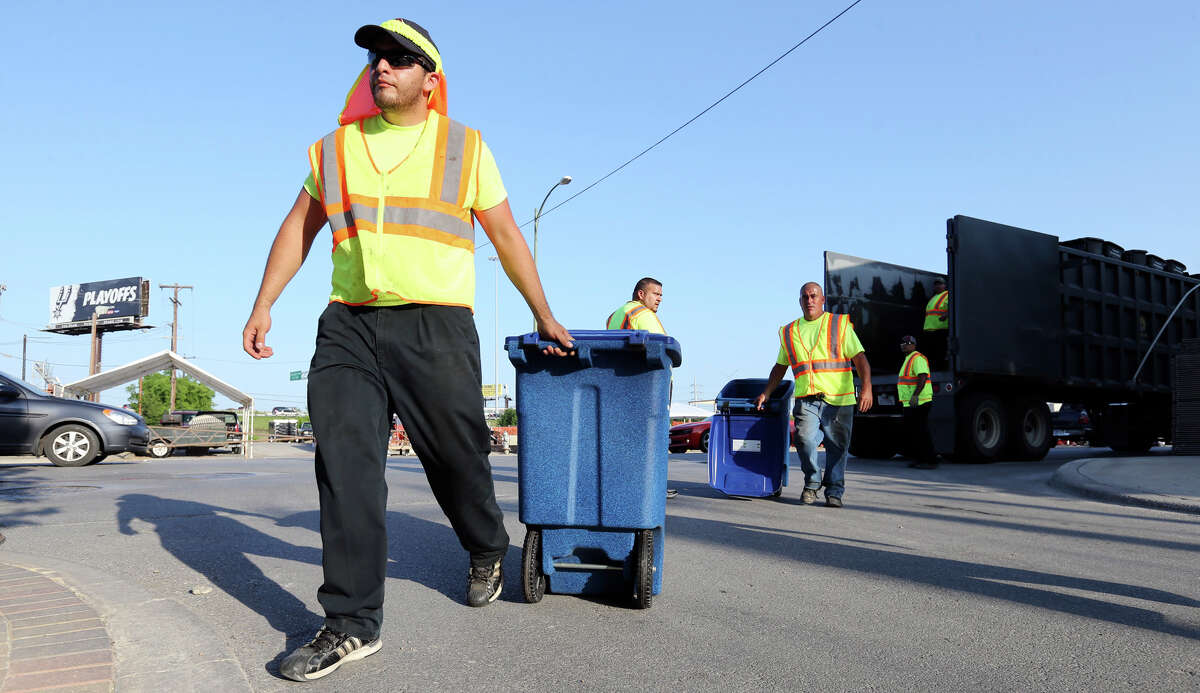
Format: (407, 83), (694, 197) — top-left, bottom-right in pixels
(49, 277), (149, 326)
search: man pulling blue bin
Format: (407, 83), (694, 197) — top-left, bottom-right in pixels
(708, 378), (795, 497)
(506, 330), (681, 608)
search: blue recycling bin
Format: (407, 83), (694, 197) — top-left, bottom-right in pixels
(506, 330), (681, 608)
(708, 378), (794, 497)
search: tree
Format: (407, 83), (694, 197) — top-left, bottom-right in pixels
(126, 372), (215, 423)
(497, 408), (517, 427)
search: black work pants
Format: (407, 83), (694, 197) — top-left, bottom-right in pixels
(307, 302), (508, 640)
(922, 329), (948, 370)
(902, 402), (937, 465)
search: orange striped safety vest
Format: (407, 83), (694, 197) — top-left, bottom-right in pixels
(898, 350), (932, 406)
(311, 111), (480, 308)
(924, 290), (949, 331)
(779, 312), (855, 403)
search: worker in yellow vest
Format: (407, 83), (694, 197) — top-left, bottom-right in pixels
(922, 277), (949, 368)
(899, 335), (938, 469)
(754, 282), (873, 508)
(606, 277), (666, 333)
(607, 277), (676, 498)
(242, 18), (573, 682)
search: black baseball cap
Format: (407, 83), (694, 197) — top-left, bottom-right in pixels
(900, 335), (918, 345)
(354, 19), (440, 69)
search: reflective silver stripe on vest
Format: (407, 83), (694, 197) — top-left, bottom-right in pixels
(827, 313), (841, 359)
(379, 205), (473, 243)
(810, 360), (852, 371)
(439, 119), (468, 205)
(321, 133), (354, 233)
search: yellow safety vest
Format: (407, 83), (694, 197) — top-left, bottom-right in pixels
(898, 351), (932, 406)
(779, 312), (856, 406)
(606, 301), (666, 334)
(924, 291), (949, 331)
(310, 110), (480, 309)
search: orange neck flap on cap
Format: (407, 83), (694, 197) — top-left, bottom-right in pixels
(338, 67), (448, 126)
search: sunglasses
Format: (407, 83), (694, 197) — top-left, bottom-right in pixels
(368, 50), (430, 71)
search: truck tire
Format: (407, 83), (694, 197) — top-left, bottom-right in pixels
(955, 393), (1007, 462)
(1006, 399), (1053, 461)
(42, 424), (101, 467)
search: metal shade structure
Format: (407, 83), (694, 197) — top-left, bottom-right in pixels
(669, 401), (713, 419)
(62, 350), (256, 458)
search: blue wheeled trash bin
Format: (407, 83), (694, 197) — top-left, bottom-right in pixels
(708, 378), (794, 497)
(506, 330), (681, 608)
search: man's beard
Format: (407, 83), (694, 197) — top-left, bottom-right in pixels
(373, 83), (424, 112)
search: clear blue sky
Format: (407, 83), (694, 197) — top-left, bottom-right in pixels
(1, 1), (1197, 412)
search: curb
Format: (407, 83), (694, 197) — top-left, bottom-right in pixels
(0, 552), (252, 693)
(1049, 458), (1200, 516)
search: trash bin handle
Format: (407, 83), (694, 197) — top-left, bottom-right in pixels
(514, 333), (592, 367)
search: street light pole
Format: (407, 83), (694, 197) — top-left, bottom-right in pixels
(489, 256), (500, 414)
(532, 175), (571, 331)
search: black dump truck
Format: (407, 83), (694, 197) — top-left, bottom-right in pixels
(826, 215), (1200, 462)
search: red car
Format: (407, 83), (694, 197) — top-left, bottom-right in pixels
(669, 419), (711, 453)
(669, 418), (801, 454)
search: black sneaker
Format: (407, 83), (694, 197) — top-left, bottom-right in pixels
(666, 488), (678, 499)
(800, 488), (817, 505)
(467, 559), (502, 607)
(280, 626), (381, 682)
(825, 496), (844, 508)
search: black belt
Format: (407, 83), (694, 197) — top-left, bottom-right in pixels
(798, 394), (826, 402)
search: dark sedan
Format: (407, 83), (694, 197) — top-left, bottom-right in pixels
(0, 371), (149, 466)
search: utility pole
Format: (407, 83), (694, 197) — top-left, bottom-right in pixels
(691, 376), (701, 403)
(21, 335), (27, 381)
(159, 283), (193, 410)
(88, 310), (103, 402)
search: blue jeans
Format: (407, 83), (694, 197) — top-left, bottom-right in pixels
(793, 398), (855, 499)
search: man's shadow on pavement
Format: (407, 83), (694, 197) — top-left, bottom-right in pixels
(115, 494), (521, 678)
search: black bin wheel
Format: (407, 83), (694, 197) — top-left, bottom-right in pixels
(632, 529), (655, 609)
(522, 528), (546, 603)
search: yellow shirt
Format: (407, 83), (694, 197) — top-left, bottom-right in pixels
(606, 301), (666, 334)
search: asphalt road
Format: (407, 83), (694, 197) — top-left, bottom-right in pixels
(1, 445), (1197, 691)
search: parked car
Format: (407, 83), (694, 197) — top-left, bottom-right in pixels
(669, 419), (712, 453)
(0, 370), (149, 466)
(670, 417), (803, 454)
(1051, 405), (1092, 446)
(298, 422), (314, 442)
(272, 406), (302, 416)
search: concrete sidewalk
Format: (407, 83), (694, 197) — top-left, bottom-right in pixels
(1050, 454), (1200, 515)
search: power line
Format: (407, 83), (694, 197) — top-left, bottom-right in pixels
(478, 0), (866, 250)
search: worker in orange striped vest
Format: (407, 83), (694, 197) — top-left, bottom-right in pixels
(754, 282), (873, 508)
(899, 335), (938, 469)
(606, 277), (666, 333)
(606, 277), (677, 498)
(242, 18), (573, 682)
(922, 277), (949, 368)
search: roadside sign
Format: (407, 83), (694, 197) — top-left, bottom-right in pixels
(289, 371), (303, 381)
(482, 384), (506, 398)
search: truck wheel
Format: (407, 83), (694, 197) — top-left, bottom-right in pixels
(955, 393), (1007, 462)
(147, 440), (171, 459)
(1006, 399), (1053, 461)
(43, 425), (101, 467)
